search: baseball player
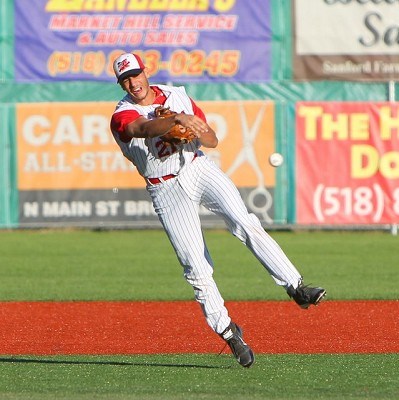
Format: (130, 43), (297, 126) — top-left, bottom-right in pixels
(110, 53), (326, 368)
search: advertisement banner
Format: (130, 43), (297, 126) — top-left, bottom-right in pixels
(296, 102), (399, 224)
(17, 100), (277, 226)
(14, 0), (271, 83)
(293, 0), (399, 81)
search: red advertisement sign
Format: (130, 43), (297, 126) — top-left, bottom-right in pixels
(296, 102), (399, 224)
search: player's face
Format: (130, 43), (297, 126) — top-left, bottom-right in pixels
(120, 70), (152, 105)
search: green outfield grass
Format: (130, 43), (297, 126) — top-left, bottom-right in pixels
(0, 354), (398, 400)
(0, 229), (398, 301)
(0, 229), (398, 399)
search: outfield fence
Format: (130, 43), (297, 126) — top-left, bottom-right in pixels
(1, 1), (399, 231)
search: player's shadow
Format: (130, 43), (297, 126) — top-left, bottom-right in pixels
(0, 356), (230, 369)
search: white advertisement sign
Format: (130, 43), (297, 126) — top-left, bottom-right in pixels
(293, 0), (399, 81)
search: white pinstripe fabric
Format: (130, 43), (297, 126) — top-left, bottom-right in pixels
(148, 174), (230, 334)
(112, 85), (302, 335)
(111, 85), (199, 178)
(147, 154), (302, 334)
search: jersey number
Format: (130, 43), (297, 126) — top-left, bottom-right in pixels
(156, 139), (178, 158)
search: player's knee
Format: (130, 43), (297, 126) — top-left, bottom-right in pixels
(229, 215), (265, 244)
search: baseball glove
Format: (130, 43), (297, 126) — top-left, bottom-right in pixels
(154, 105), (196, 146)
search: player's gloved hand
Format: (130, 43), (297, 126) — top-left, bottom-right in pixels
(154, 106), (197, 146)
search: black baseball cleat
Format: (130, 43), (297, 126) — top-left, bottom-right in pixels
(220, 322), (255, 368)
(287, 280), (326, 309)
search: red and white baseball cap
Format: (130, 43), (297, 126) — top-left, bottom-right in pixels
(113, 53), (145, 83)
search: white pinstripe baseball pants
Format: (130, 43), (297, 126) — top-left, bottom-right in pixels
(147, 155), (302, 334)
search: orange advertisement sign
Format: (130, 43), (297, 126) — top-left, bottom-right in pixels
(17, 102), (135, 190)
(202, 101), (276, 187)
(17, 101), (275, 190)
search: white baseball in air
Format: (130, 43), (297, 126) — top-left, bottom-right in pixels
(268, 153), (284, 167)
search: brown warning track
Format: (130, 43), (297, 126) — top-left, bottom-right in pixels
(0, 300), (398, 355)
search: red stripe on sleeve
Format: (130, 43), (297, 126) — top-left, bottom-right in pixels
(110, 110), (141, 135)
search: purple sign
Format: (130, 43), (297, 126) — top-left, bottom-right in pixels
(14, 0), (271, 83)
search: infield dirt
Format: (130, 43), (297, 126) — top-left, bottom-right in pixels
(1, 300), (398, 355)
